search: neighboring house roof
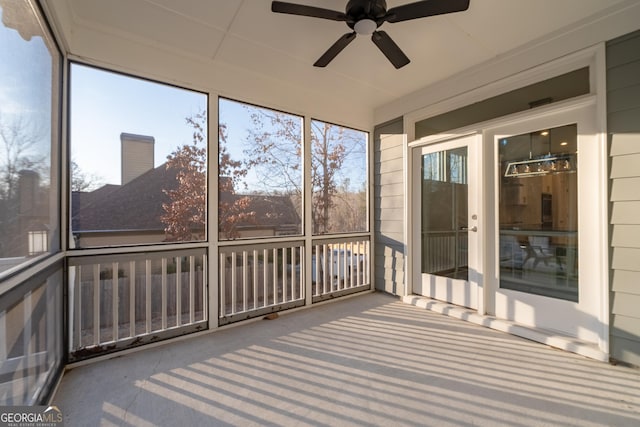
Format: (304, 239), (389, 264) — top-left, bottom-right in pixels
(230, 194), (300, 229)
(71, 184), (119, 219)
(73, 164), (300, 233)
(72, 164), (177, 232)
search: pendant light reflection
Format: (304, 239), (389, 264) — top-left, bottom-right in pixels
(503, 129), (576, 178)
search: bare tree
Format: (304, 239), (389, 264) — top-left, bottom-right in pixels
(161, 111), (254, 241)
(71, 160), (103, 192)
(244, 108), (365, 234)
(0, 113), (46, 201)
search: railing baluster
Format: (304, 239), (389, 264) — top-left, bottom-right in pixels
(329, 244), (334, 291)
(176, 257), (182, 327)
(202, 254), (208, 321)
(366, 240), (371, 284)
(242, 251), (248, 313)
(23, 291), (32, 361)
(263, 249), (268, 308)
(220, 253), (226, 317)
(272, 248), (278, 305)
(146, 259), (152, 334)
(253, 249), (258, 310)
(112, 262), (119, 342)
(93, 264), (100, 345)
(321, 244), (327, 295)
(343, 243), (348, 290)
(161, 257), (167, 330)
(282, 247), (288, 302)
(23, 291), (33, 395)
(189, 255), (195, 324)
(355, 241), (361, 286)
(75, 266), (82, 349)
(349, 241), (354, 288)
(291, 246), (296, 300)
(231, 252), (237, 315)
(315, 244), (321, 296)
(129, 261), (136, 337)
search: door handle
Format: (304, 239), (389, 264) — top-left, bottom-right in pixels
(460, 226), (478, 232)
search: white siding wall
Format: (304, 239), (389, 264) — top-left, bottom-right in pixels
(607, 30), (640, 366)
(374, 119), (405, 296)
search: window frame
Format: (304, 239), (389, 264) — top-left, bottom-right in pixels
(67, 62), (210, 250)
(309, 118), (370, 236)
(218, 96), (306, 241)
(0, 0), (63, 282)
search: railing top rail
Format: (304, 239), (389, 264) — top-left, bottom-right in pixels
(68, 248), (207, 267)
(219, 240), (305, 253)
(66, 242), (207, 258)
(311, 235), (371, 246)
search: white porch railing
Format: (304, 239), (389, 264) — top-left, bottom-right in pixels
(68, 249), (207, 360)
(421, 231), (468, 275)
(219, 242), (305, 325)
(311, 237), (371, 302)
(218, 237), (371, 324)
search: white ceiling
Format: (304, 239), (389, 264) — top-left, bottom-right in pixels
(44, 0), (633, 127)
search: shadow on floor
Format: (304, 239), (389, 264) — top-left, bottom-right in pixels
(55, 292), (640, 427)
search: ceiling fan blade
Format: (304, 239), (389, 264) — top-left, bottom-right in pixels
(271, 1), (347, 21)
(384, 0), (470, 23)
(371, 31), (410, 69)
(314, 32), (357, 67)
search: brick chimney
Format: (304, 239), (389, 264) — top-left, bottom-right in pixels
(120, 133), (154, 185)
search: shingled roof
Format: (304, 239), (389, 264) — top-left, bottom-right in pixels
(72, 164), (176, 232)
(72, 164), (300, 234)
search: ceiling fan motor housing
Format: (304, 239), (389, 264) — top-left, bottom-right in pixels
(346, 0), (388, 29)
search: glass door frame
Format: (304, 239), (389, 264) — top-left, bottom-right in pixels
(406, 96), (608, 352)
(483, 97), (609, 345)
(406, 132), (484, 313)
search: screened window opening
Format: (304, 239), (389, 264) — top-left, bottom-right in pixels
(70, 64), (208, 247)
(0, 0), (60, 276)
(311, 120), (368, 235)
(498, 124), (578, 302)
(218, 98), (303, 240)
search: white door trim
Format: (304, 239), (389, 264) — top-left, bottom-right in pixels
(407, 132), (484, 313)
(482, 98), (608, 349)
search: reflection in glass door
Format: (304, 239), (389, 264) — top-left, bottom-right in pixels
(421, 147), (469, 280)
(412, 134), (479, 310)
(498, 124), (578, 302)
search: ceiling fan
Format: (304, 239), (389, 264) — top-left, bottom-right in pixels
(271, 0), (470, 69)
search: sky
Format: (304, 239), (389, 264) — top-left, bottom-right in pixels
(70, 67), (366, 193)
(0, 5), (53, 166)
(2, 2), (370, 208)
(70, 63), (207, 186)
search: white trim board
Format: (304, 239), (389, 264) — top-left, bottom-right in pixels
(403, 295), (609, 362)
(375, 0), (640, 125)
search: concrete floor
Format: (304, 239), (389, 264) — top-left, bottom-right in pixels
(54, 292), (640, 426)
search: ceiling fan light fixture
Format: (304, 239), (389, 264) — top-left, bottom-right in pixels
(272, 0), (471, 68)
(354, 19), (377, 35)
